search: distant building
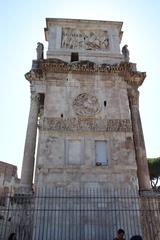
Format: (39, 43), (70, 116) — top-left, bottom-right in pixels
(0, 161), (20, 195)
(0, 161), (20, 219)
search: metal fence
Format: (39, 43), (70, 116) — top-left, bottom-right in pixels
(0, 188), (160, 240)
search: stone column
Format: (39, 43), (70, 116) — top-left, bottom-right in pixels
(20, 91), (40, 189)
(128, 87), (151, 190)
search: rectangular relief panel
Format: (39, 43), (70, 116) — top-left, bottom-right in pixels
(68, 140), (82, 165)
(61, 28), (109, 50)
(95, 141), (108, 166)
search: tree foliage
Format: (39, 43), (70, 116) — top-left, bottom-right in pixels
(147, 157), (160, 190)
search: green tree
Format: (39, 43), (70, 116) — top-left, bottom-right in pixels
(147, 157), (160, 190)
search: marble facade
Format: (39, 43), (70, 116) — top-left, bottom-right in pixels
(21, 18), (151, 191)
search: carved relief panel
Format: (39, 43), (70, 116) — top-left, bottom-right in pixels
(72, 93), (101, 116)
(67, 140), (82, 165)
(61, 28), (109, 50)
(38, 136), (65, 165)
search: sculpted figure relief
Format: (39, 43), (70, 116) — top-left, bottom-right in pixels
(44, 137), (57, 159)
(42, 117), (132, 132)
(61, 28), (109, 50)
(36, 42), (44, 60)
(72, 93), (101, 116)
(122, 44), (130, 62)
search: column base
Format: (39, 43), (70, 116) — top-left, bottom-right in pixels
(16, 184), (34, 195)
(139, 189), (156, 197)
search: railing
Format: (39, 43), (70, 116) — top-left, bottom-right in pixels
(0, 188), (159, 240)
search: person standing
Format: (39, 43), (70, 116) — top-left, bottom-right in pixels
(8, 232), (17, 240)
(113, 229), (125, 240)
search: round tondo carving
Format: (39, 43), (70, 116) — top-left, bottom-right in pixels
(73, 93), (101, 116)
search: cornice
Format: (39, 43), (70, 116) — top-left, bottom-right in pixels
(25, 59), (146, 87)
(39, 59), (132, 73)
(45, 18), (123, 30)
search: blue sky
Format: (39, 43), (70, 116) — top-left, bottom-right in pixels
(1, 0), (160, 177)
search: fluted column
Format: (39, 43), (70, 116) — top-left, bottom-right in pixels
(128, 87), (151, 190)
(21, 91), (40, 189)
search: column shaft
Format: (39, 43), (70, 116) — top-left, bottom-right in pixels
(128, 88), (151, 190)
(21, 92), (40, 188)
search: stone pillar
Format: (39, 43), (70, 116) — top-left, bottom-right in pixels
(21, 91), (40, 189)
(128, 87), (151, 190)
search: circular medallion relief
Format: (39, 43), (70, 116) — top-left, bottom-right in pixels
(72, 93), (101, 116)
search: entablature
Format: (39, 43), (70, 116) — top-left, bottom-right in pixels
(25, 59), (146, 87)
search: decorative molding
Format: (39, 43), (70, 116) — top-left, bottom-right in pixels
(42, 117), (132, 132)
(72, 93), (101, 116)
(25, 59), (146, 87)
(40, 60), (131, 73)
